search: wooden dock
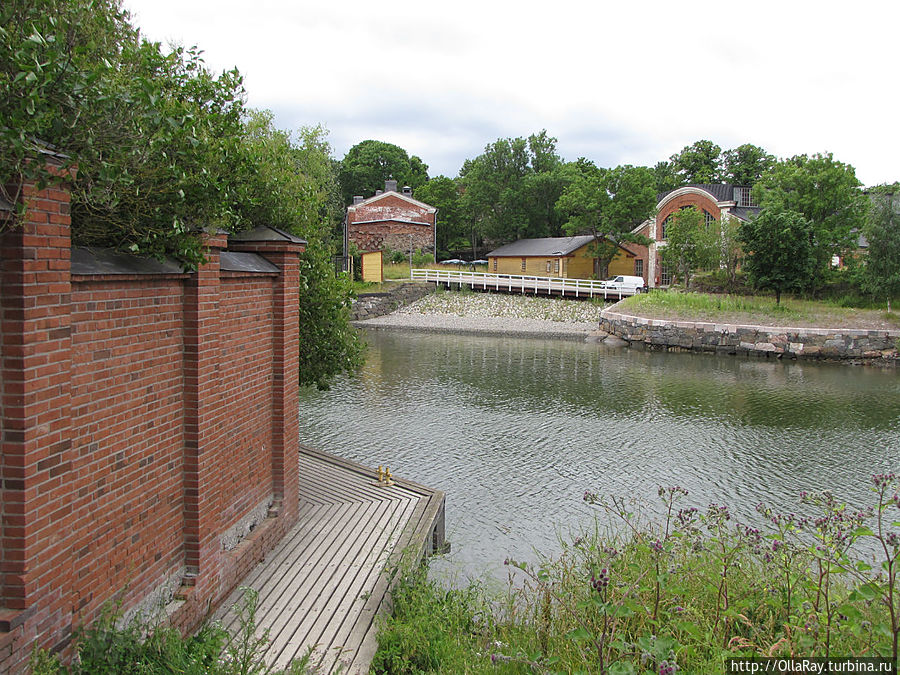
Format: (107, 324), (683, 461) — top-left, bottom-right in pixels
(214, 445), (446, 674)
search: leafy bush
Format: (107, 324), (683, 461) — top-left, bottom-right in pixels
(411, 249), (432, 267)
(29, 588), (316, 674)
(373, 564), (488, 675)
(375, 477), (900, 673)
(2, 0), (362, 390)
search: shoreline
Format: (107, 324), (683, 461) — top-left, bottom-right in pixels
(352, 314), (601, 341)
(351, 291), (899, 363)
(352, 290), (602, 341)
(601, 301), (900, 364)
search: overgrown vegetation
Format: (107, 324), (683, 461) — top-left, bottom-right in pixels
(29, 588), (318, 674)
(1, 0), (362, 389)
(374, 477), (900, 674)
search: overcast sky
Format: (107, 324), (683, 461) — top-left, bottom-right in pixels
(123, 1), (898, 186)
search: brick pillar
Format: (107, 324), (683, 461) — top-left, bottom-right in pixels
(0, 170), (76, 665)
(182, 233), (228, 588)
(229, 228), (305, 525)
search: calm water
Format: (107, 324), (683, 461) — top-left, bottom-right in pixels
(300, 329), (900, 580)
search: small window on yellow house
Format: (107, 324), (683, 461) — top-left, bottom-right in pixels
(546, 260), (551, 273)
(493, 258), (497, 271)
(521, 258), (526, 271)
(554, 259), (560, 274)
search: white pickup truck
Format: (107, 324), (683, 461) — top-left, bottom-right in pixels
(599, 275), (648, 293)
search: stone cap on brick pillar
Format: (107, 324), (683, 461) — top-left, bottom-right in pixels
(228, 225), (307, 254)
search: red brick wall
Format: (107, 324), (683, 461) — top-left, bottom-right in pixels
(0, 176), (302, 672)
(655, 192), (721, 240)
(347, 193), (435, 254)
(217, 276), (275, 530)
(349, 220), (434, 254)
(68, 277), (188, 625)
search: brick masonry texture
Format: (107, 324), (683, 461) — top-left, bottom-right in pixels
(600, 305), (900, 364)
(347, 193), (435, 254)
(0, 176), (303, 672)
(655, 192), (721, 240)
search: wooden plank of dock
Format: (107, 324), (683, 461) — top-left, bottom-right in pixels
(215, 444), (446, 674)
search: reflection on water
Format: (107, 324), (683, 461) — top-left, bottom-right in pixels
(300, 329), (900, 579)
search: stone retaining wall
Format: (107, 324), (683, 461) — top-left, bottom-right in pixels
(350, 282), (435, 321)
(600, 305), (900, 364)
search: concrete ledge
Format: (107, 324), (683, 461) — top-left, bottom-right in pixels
(600, 303), (900, 365)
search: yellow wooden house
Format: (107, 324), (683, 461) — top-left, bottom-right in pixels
(486, 235), (636, 280)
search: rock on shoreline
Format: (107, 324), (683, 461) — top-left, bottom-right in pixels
(353, 292), (600, 340)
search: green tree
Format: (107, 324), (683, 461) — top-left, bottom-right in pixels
(2, 0), (362, 389)
(861, 193), (900, 311)
(519, 165), (570, 238)
(1, 0), (249, 265)
(659, 207), (719, 289)
(71, 41), (246, 266)
(739, 210), (817, 304)
(867, 181), (900, 195)
(414, 176), (466, 258)
(753, 152), (868, 286)
(228, 112), (364, 389)
(670, 140), (723, 184)
(1, 0), (132, 212)
(459, 131), (564, 244)
(722, 143), (775, 186)
(556, 165), (656, 279)
(717, 214), (743, 288)
(338, 140), (428, 204)
(653, 160), (683, 192)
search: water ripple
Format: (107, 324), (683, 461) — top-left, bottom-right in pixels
(301, 330), (900, 579)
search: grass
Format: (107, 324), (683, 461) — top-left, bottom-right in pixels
(384, 262), (413, 280)
(353, 262), (491, 291)
(29, 588), (321, 674)
(373, 478), (900, 674)
(620, 290), (900, 330)
(382, 261), (489, 280)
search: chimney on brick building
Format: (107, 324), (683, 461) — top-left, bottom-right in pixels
(401, 186), (412, 196)
(375, 190), (383, 196)
(385, 179), (398, 193)
(352, 196), (364, 205)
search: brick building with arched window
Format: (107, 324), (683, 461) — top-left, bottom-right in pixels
(627, 184), (760, 288)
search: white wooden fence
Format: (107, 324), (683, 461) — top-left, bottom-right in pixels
(410, 269), (639, 299)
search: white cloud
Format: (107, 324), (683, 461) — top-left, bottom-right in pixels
(125, 0), (899, 185)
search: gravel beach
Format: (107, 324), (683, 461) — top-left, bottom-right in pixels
(353, 291), (602, 340)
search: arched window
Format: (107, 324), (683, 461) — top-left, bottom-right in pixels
(662, 214), (673, 239)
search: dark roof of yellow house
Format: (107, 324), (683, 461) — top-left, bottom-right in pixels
(487, 235), (596, 258)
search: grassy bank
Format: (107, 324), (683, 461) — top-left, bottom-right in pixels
(620, 291), (900, 330)
(374, 478), (900, 674)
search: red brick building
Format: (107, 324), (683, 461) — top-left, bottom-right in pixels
(345, 180), (436, 257)
(630, 184), (760, 288)
(0, 167), (304, 671)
